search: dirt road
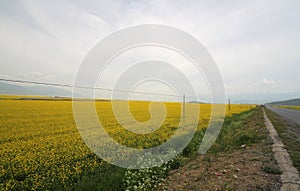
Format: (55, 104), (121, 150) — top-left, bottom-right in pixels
(267, 107), (300, 126)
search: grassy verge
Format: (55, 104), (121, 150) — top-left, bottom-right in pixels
(161, 107), (281, 190)
(210, 107), (267, 153)
(265, 108), (300, 172)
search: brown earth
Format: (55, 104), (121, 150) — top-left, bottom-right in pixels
(160, 108), (281, 191)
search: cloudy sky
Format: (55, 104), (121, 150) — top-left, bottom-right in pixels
(0, 0), (299, 103)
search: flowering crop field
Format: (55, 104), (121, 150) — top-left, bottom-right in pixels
(0, 96), (254, 190)
(278, 105), (300, 110)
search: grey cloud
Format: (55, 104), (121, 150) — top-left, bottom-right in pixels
(0, 0), (299, 103)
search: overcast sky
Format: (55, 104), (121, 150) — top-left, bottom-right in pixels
(0, 0), (299, 103)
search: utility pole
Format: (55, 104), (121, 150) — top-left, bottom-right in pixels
(183, 94), (186, 118)
(228, 98), (231, 111)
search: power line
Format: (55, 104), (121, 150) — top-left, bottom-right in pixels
(0, 78), (188, 98)
(0, 78), (217, 101)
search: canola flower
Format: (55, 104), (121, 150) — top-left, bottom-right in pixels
(0, 96), (254, 190)
(278, 105), (300, 110)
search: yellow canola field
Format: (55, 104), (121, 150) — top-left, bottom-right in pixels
(0, 99), (254, 190)
(278, 105), (300, 110)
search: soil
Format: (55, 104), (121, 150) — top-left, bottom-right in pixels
(160, 109), (282, 191)
(161, 145), (281, 191)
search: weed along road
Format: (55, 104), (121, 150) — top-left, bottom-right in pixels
(267, 107), (300, 126)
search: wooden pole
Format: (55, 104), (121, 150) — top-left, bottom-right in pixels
(183, 94), (186, 118)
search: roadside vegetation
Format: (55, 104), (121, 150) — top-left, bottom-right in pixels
(161, 107), (281, 190)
